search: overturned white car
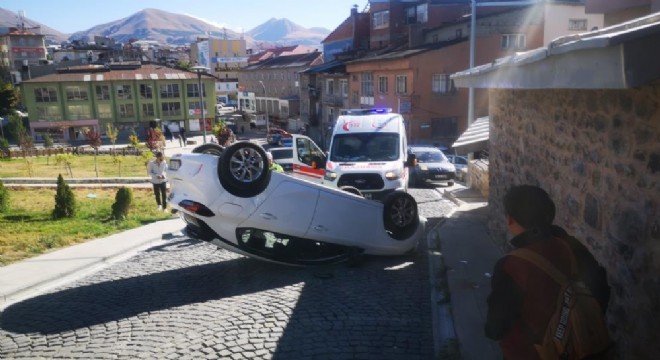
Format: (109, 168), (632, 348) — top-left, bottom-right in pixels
(167, 141), (426, 266)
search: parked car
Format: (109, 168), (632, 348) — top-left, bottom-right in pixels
(167, 141), (426, 266)
(407, 146), (456, 187)
(268, 147), (294, 172)
(267, 128), (292, 146)
(446, 155), (468, 182)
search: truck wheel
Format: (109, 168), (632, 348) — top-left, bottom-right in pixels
(383, 191), (419, 240)
(217, 141), (271, 198)
(192, 144), (225, 156)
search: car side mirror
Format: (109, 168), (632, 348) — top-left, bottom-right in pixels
(406, 153), (417, 167)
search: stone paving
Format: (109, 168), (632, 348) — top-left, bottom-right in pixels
(0, 188), (455, 359)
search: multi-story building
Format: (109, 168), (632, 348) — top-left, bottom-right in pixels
(586, 0), (660, 26)
(190, 38), (248, 102)
(237, 51), (323, 131)
(343, 0), (604, 148)
(20, 63), (216, 143)
(0, 27), (47, 84)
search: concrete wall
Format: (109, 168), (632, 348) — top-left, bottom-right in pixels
(543, 3), (604, 44)
(487, 82), (660, 359)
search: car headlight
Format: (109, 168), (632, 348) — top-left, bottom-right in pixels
(419, 165), (428, 171)
(324, 170), (337, 181)
(385, 170), (401, 180)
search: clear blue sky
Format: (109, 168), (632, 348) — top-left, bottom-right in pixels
(8, 0), (369, 34)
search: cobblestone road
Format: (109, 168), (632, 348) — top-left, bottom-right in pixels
(0, 188), (455, 360)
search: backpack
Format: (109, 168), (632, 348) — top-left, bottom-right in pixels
(511, 245), (614, 360)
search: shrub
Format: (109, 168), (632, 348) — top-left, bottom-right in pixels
(0, 179), (9, 213)
(111, 187), (133, 220)
(0, 137), (9, 153)
(53, 174), (76, 219)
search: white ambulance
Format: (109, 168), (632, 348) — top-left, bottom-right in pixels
(321, 108), (415, 200)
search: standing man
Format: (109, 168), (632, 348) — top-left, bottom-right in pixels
(147, 151), (168, 211)
(179, 127), (186, 147)
(485, 185), (610, 359)
(266, 152), (283, 172)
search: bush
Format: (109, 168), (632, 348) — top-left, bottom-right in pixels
(0, 179), (9, 213)
(0, 137), (9, 153)
(53, 174), (76, 219)
(111, 187), (133, 220)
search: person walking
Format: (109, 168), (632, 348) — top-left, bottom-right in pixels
(178, 127), (186, 147)
(163, 125), (173, 143)
(485, 185), (610, 359)
(266, 152), (283, 172)
(147, 151), (168, 211)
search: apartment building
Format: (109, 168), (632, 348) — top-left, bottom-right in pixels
(0, 27), (47, 84)
(237, 51), (323, 130)
(586, 0), (660, 26)
(190, 38), (248, 101)
(20, 63), (216, 142)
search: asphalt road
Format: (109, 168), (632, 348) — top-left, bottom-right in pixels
(0, 187), (456, 360)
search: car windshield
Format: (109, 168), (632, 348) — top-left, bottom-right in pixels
(410, 149), (448, 163)
(330, 133), (399, 162)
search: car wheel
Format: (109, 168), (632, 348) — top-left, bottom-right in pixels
(383, 191), (419, 240)
(217, 141), (271, 198)
(339, 186), (362, 197)
(192, 144), (225, 156)
(448, 181), (455, 187)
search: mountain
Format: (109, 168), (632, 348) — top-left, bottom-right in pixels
(68, 8), (249, 46)
(0, 7), (68, 44)
(248, 18), (329, 47)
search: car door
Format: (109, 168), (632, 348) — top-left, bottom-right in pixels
(238, 178), (319, 238)
(305, 189), (383, 247)
(291, 134), (326, 183)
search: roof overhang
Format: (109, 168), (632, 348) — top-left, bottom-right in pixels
(452, 116), (489, 154)
(452, 12), (660, 89)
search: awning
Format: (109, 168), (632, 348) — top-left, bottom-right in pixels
(452, 116), (489, 153)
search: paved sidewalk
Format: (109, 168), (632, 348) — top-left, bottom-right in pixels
(437, 187), (504, 360)
(0, 218), (185, 309)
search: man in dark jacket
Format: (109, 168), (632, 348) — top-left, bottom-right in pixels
(485, 185), (610, 359)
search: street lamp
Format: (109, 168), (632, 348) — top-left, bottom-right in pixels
(258, 80), (270, 135)
(191, 65), (210, 143)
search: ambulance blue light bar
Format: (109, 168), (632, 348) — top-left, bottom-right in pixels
(341, 108), (393, 115)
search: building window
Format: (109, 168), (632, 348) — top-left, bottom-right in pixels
(119, 104), (135, 118)
(34, 87), (57, 102)
(161, 102), (181, 116)
(406, 4), (427, 24)
(142, 103), (155, 117)
(360, 72), (374, 97)
(97, 103), (112, 118)
(35, 105), (61, 120)
(569, 19), (588, 31)
(340, 79), (348, 98)
(160, 84), (180, 98)
(372, 10), (389, 30)
(326, 79), (334, 95)
(140, 84), (153, 99)
(116, 84), (132, 100)
(67, 105), (91, 120)
(95, 85), (110, 101)
(66, 86), (88, 101)
(395, 75), (407, 94)
(378, 76), (388, 94)
(187, 83), (205, 97)
(501, 34), (526, 50)
(431, 117), (458, 138)
(432, 74), (455, 94)
(352, 91), (359, 105)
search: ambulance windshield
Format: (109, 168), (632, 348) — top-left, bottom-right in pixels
(330, 133), (400, 162)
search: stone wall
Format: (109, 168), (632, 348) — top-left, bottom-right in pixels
(487, 82), (660, 359)
(467, 159), (490, 197)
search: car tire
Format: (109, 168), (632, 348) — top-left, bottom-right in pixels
(339, 186), (362, 197)
(192, 144), (225, 156)
(382, 191), (419, 240)
(448, 181), (454, 187)
(217, 141), (271, 198)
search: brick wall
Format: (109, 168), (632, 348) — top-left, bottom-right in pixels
(487, 82), (660, 359)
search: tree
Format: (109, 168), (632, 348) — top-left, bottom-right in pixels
(84, 128), (102, 177)
(213, 119), (235, 146)
(106, 123), (118, 154)
(0, 179), (9, 213)
(8, 113), (33, 153)
(53, 174), (76, 219)
(43, 133), (54, 164)
(0, 81), (17, 117)
(111, 187), (133, 220)
(145, 127), (164, 152)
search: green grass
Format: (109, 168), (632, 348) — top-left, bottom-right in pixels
(0, 154), (153, 178)
(0, 187), (174, 266)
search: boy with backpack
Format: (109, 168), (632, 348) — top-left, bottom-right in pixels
(485, 185), (612, 359)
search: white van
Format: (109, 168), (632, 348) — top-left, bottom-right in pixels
(321, 108), (415, 200)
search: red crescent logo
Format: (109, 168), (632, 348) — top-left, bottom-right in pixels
(342, 121), (350, 131)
